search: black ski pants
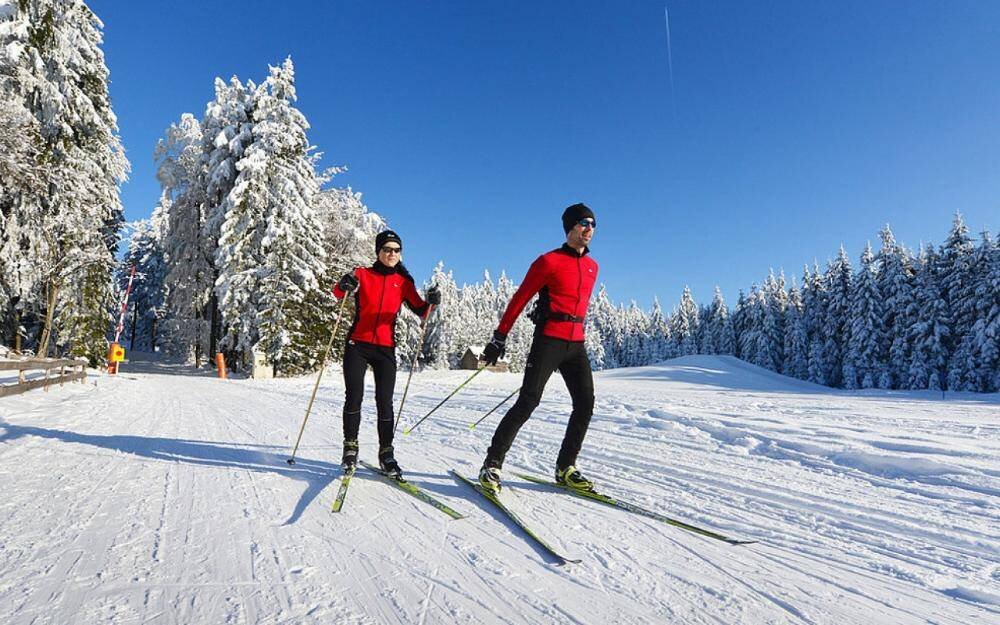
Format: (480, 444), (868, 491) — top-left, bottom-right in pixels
(485, 335), (594, 470)
(342, 340), (397, 448)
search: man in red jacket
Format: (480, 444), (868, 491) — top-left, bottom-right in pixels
(478, 203), (599, 494)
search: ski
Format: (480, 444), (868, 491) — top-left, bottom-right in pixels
(515, 473), (755, 545)
(452, 470), (582, 565)
(360, 461), (466, 520)
(331, 470), (354, 513)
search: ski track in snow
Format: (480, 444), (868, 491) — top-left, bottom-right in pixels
(0, 354), (997, 624)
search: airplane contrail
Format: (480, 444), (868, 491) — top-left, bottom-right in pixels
(664, 4), (676, 114)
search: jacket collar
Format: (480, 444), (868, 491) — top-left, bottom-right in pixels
(559, 243), (590, 258)
(371, 260), (399, 275)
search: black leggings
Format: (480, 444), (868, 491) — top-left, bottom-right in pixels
(486, 335), (594, 470)
(342, 340), (397, 447)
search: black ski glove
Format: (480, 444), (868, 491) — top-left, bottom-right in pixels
(426, 286), (441, 306)
(337, 272), (359, 293)
(481, 331), (507, 366)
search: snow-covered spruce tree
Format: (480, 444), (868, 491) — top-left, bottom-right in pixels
(704, 287), (734, 356)
(730, 290), (749, 360)
(586, 285), (619, 370)
(671, 286), (700, 356)
(118, 210), (169, 352)
(955, 231), (999, 392)
(759, 270), (787, 372)
(801, 264), (830, 385)
(155, 114), (211, 362)
(845, 242), (886, 389)
(200, 76), (255, 360)
(876, 225), (915, 389)
(215, 58), (328, 375)
(646, 296), (670, 361)
(939, 213), (976, 390)
(907, 245), (951, 391)
(2, 0), (128, 362)
(783, 282), (809, 380)
(0, 94), (45, 347)
(421, 263), (460, 369)
(823, 247), (853, 387)
(736, 286), (763, 364)
(979, 235), (1000, 392)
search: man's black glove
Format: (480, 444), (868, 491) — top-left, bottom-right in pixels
(337, 272), (359, 293)
(481, 331), (507, 366)
(426, 286), (441, 306)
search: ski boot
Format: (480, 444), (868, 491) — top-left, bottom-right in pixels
(341, 440), (359, 473)
(378, 446), (403, 479)
(478, 465), (502, 496)
(555, 465), (594, 492)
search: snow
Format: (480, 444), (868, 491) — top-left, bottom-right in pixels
(1, 354), (997, 624)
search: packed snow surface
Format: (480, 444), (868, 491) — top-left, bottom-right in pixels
(0, 354), (997, 624)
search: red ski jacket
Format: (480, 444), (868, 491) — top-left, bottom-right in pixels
(497, 244), (599, 342)
(333, 263), (430, 348)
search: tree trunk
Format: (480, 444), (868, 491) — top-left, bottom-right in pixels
(37, 278), (59, 358)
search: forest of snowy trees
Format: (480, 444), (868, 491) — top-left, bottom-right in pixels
(2, 1), (997, 393)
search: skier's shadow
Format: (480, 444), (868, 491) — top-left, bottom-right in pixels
(0, 421), (339, 526)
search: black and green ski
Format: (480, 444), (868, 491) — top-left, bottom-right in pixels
(360, 461), (466, 520)
(330, 469), (354, 513)
(452, 470), (581, 565)
(515, 473), (755, 545)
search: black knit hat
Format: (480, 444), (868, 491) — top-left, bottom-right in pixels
(375, 230), (402, 255)
(562, 203), (596, 233)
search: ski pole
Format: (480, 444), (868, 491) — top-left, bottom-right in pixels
(393, 303), (435, 434)
(403, 366), (487, 435)
(469, 387), (520, 430)
(287, 295), (350, 465)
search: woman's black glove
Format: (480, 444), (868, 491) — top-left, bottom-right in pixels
(426, 286), (441, 306)
(337, 273), (359, 293)
(481, 331), (507, 365)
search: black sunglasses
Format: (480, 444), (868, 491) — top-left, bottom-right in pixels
(577, 218), (596, 229)
(380, 246), (402, 254)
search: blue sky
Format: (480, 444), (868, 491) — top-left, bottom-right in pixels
(94, 0), (1000, 308)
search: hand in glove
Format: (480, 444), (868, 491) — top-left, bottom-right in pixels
(481, 331), (507, 366)
(337, 272), (359, 293)
(425, 286), (441, 306)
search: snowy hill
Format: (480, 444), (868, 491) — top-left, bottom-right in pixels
(0, 355), (997, 624)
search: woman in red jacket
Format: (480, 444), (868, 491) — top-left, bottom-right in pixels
(333, 230), (440, 477)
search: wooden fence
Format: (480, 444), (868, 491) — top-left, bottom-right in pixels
(0, 358), (89, 398)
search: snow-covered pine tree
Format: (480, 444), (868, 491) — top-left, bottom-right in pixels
(783, 282), (809, 380)
(671, 286), (700, 356)
(155, 114), (211, 362)
(845, 242), (885, 389)
(907, 244), (951, 391)
(422, 263), (460, 369)
(759, 270), (787, 372)
(801, 264), (830, 385)
(955, 231), (998, 392)
(646, 296), (670, 361)
(731, 290), (749, 360)
(823, 247), (853, 387)
(939, 213), (976, 390)
(2, 0), (128, 362)
(704, 287), (734, 355)
(876, 225), (914, 389)
(216, 58), (328, 375)
(119, 211), (169, 352)
(586, 285), (619, 369)
(979, 235), (1000, 392)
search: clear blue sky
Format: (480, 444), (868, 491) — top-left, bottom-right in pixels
(93, 0), (1000, 308)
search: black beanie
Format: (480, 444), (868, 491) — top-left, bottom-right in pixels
(375, 230), (402, 254)
(562, 203), (596, 233)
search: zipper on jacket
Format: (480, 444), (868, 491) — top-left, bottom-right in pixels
(373, 273), (387, 344)
(574, 256), (583, 341)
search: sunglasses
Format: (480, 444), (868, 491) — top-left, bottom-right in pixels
(577, 219), (596, 229)
(380, 246), (402, 254)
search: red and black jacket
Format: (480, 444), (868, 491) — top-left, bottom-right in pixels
(497, 244), (599, 342)
(333, 262), (431, 348)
